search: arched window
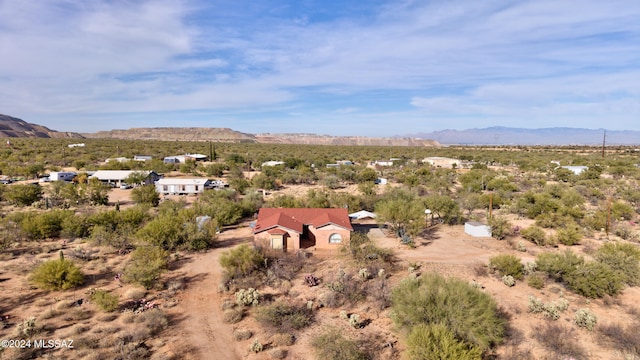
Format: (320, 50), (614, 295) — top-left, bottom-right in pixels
(329, 233), (342, 244)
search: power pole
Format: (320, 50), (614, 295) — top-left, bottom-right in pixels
(602, 130), (606, 158)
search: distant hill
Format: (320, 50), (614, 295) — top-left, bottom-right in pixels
(85, 128), (441, 146)
(0, 114), (84, 139)
(85, 127), (257, 143)
(407, 127), (640, 146)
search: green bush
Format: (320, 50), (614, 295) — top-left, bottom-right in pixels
(391, 273), (506, 352)
(5, 184), (42, 206)
(556, 224), (582, 245)
(406, 323), (482, 360)
(131, 185), (160, 206)
(30, 252), (84, 290)
(594, 242), (640, 285)
(488, 216), (512, 240)
(565, 261), (625, 298)
(527, 273), (546, 289)
(521, 226), (547, 246)
(123, 246), (168, 289)
(489, 254), (524, 280)
(536, 250), (584, 282)
(90, 289), (119, 312)
(219, 244), (264, 278)
(256, 302), (314, 331)
(311, 328), (367, 360)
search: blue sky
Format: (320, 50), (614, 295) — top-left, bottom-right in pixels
(1, 0), (639, 136)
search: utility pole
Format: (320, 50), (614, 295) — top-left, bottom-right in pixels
(602, 130), (606, 158)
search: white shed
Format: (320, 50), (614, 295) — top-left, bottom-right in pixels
(464, 222), (492, 238)
(156, 178), (210, 195)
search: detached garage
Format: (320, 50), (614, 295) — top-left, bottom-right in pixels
(464, 222), (492, 238)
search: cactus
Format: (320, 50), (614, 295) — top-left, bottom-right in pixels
(17, 317), (37, 337)
(235, 288), (260, 306)
(307, 300), (314, 310)
(305, 274), (320, 287)
(348, 314), (360, 328)
(377, 268), (386, 278)
(517, 241), (526, 252)
(575, 308), (597, 331)
(358, 268), (370, 280)
(339, 310), (348, 320)
(502, 275), (515, 287)
(250, 339), (263, 353)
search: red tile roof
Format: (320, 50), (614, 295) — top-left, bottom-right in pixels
(253, 208), (353, 234)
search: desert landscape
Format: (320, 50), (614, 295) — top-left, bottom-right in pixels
(0, 132), (640, 360)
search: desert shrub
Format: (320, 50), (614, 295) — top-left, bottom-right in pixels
(19, 210), (73, 240)
(535, 250), (584, 282)
(223, 308), (244, 324)
(325, 270), (367, 305)
(533, 322), (587, 359)
(265, 252), (305, 282)
(220, 244), (264, 278)
(90, 289), (119, 312)
(123, 246), (168, 289)
(271, 333), (295, 346)
(556, 224), (583, 245)
(521, 225), (547, 246)
(312, 328), (368, 360)
(597, 322), (640, 356)
(527, 273), (546, 289)
(269, 348), (288, 359)
(5, 184), (42, 206)
(614, 223), (638, 241)
(575, 308), (597, 331)
(235, 288), (260, 306)
(256, 302), (314, 332)
(234, 329), (253, 341)
(367, 277), (391, 310)
(138, 309), (168, 335)
(489, 254), (524, 280)
(30, 251), (84, 290)
(406, 323), (482, 360)
(565, 261), (625, 298)
(488, 216), (512, 240)
(594, 242), (640, 286)
(391, 273), (506, 352)
(131, 185), (160, 206)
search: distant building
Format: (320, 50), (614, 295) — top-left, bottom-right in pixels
(464, 222), (492, 238)
(163, 153), (208, 164)
(49, 171), (77, 182)
(561, 166), (588, 175)
(90, 170), (160, 187)
(134, 155), (152, 161)
(155, 178), (211, 195)
(423, 157), (461, 169)
(370, 160), (394, 167)
(261, 161), (285, 167)
(68, 143), (85, 148)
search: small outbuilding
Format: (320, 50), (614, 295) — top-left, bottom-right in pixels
(464, 222), (492, 238)
(349, 210), (377, 220)
(155, 178), (211, 195)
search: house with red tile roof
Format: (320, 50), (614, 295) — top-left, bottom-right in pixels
(253, 208), (353, 251)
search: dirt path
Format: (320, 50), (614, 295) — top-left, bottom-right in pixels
(176, 227), (252, 359)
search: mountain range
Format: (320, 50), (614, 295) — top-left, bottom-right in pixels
(1, 113), (639, 146)
(407, 127), (640, 146)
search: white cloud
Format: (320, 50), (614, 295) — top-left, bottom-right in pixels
(0, 0), (639, 133)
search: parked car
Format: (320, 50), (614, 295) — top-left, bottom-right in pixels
(120, 183), (132, 189)
(0, 179), (12, 185)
